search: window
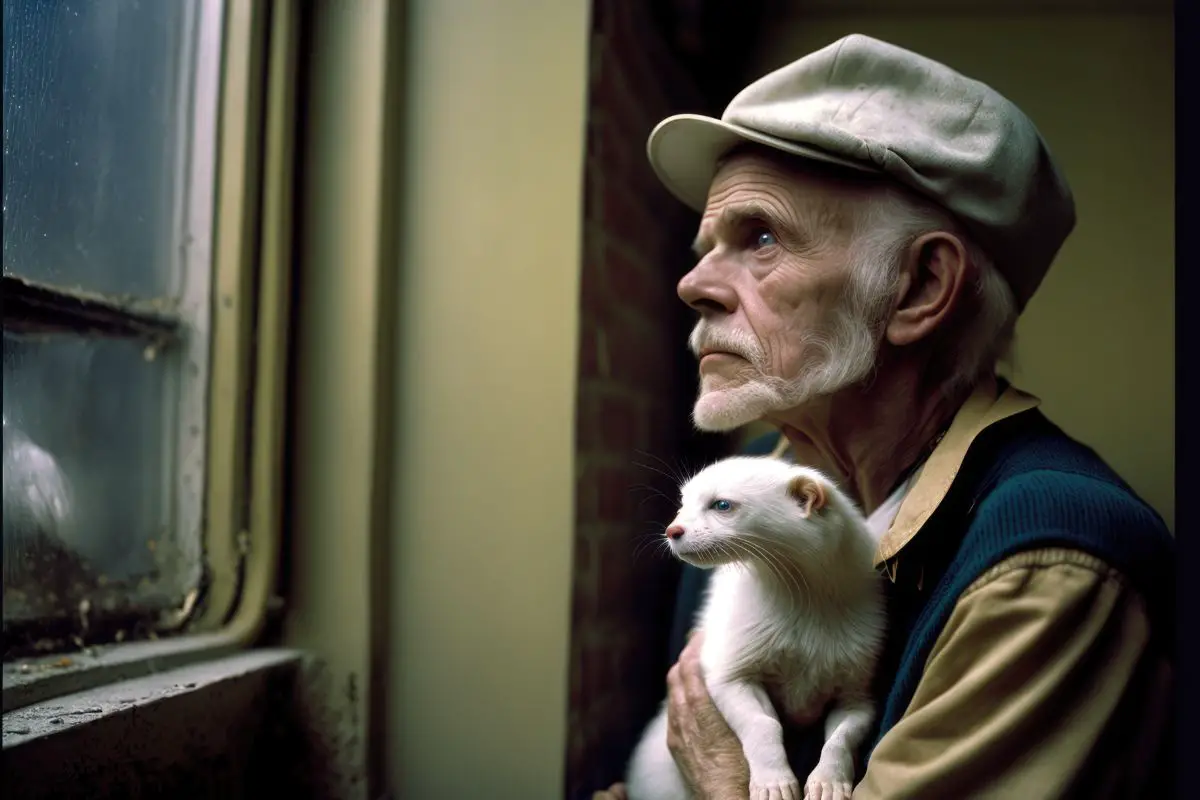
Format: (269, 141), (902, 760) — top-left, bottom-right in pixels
(2, 0), (224, 660)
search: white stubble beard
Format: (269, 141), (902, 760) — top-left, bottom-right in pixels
(688, 301), (883, 433)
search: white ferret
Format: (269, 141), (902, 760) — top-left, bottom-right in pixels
(624, 456), (886, 800)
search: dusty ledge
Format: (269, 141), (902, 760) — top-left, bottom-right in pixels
(3, 648), (309, 800)
(2, 632), (249, 714)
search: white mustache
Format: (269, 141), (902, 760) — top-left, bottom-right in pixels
(688, 322), (765, 367)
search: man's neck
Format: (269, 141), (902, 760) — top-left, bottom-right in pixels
(767, 366), (973, 515)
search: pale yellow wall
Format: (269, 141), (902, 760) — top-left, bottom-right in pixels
(750, 12), (1175, 530)
(387, 1), (589, 798)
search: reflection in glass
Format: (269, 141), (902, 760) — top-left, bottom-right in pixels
(1, 331), (195, 626)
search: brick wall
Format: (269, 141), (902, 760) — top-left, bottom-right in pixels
(566, 1), (736, 796)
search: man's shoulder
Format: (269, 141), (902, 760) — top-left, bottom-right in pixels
(970, 409), (1168, 536)
(956, 409), (1173, 622)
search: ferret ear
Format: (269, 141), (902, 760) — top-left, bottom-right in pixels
(787, 474), (826, 518)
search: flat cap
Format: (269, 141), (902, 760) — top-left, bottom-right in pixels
(646, 33), (1076, 311)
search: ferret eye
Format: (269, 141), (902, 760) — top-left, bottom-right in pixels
(709, 499), (734, 512)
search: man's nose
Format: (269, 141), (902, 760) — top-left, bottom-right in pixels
(677, 257), (737, 315)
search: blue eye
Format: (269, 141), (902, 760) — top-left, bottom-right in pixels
(709, 499), (734, 512)
(755, 230), (777, 249)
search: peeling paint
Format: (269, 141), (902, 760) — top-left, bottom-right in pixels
(274, 655), (373, 800)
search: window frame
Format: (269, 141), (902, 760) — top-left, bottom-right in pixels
(1, 0), (297, 713)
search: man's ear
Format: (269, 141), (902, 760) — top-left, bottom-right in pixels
(787, 474), (826, 518)
(886, 231), (970, 347)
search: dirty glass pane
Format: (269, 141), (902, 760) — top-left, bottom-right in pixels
(2, 331), (199, 637)
(2, 0), (190, 297)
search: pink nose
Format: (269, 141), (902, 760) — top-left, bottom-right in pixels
(666, 525), (685, 540)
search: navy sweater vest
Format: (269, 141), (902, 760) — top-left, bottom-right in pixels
(665, 407), (1175, 779)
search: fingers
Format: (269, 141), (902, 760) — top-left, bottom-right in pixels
(666, 661), (687, 752)
(667, 662), (688, 716)
(679, 636), (709, 703)
(591, 782), (628, 800)
(668, 628), (711, 724)
(666, 661), (684, 696)
(668, 629), (712, 754)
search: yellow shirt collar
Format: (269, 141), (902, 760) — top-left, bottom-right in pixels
(766, 375), (1042, 567)
(876, 376), (1041, 566)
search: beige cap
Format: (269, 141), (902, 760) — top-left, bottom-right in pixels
(645, 33), (1076, 311)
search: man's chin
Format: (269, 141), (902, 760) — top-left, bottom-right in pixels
(692, 388), (774, 432)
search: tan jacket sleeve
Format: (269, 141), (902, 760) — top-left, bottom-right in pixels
(854, 548), (1163, 800)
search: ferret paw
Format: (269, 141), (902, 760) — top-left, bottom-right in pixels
(804, 745), (855, 800)
(749, 773), (802, 800)
(803, 776), (853, 800)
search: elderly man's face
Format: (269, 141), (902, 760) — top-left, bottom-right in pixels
(680, 151), (880, 431)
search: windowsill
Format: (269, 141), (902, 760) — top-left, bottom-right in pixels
(3, 647), (309, 799)
(2, 632), (253, 713)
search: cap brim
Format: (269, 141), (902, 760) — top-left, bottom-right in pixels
(646, 114), (877, 212)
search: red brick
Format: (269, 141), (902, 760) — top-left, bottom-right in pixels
(573, 534), (593, 577)
(584, 157), (608, 226)
(590, 0), (611, 38)
(597, 392), (641, 453)
(586, 115), (630, 181)
(649, 396), (687, 454)
(609, 0), (702, 115)
(584, 117), (604, 175)
(596, 541), (644, 624)
(579, 258), (608, 322)
(588, 1), (608, 48)
(580, 637), (608, 703)
(605, 243), (670, 319)
(591, 41), (657, 149)
(569, 1), (710, 792)
(601, 12), (670, 134)
(575, 395), (597, 452)
(604, 10), (672, 112)
(605, 316), (672, 388)
(576, 462), (598, 523)
(588, 111), (642, 184)
(597, 529), (636, 575)
(594, 464), (635, 523)
(630, 481), (679, 534)
(602, 180), (680, 262)
(601, 319), (641, 386)
(567, 726), (586, 791)
(569, 645), (586, 708)
(576, 316), (605, 380)
(570, 558), (599, 632)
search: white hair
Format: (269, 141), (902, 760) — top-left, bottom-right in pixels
(843, 183), (1019, 393)
(690, 149), (1019, 432)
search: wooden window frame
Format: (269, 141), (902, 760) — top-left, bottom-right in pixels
(2, 0), (296, 713)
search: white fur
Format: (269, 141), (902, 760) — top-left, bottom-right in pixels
(625, 456), (886, 800)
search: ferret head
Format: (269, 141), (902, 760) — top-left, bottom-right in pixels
(663, 456), (866, 572)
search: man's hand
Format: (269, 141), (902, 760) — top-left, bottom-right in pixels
(591, 782), (627, 800)
(666, 630), (750, 799)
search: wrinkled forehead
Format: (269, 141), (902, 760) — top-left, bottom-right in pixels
(698, 145), (884, 246)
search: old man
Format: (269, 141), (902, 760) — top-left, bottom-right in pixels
(597, 33), (1174, 800)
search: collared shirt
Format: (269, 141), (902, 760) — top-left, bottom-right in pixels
(864, 470), (919, 546)
(769, 377), (1170, 798)
(868, 378), (1168, 798)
